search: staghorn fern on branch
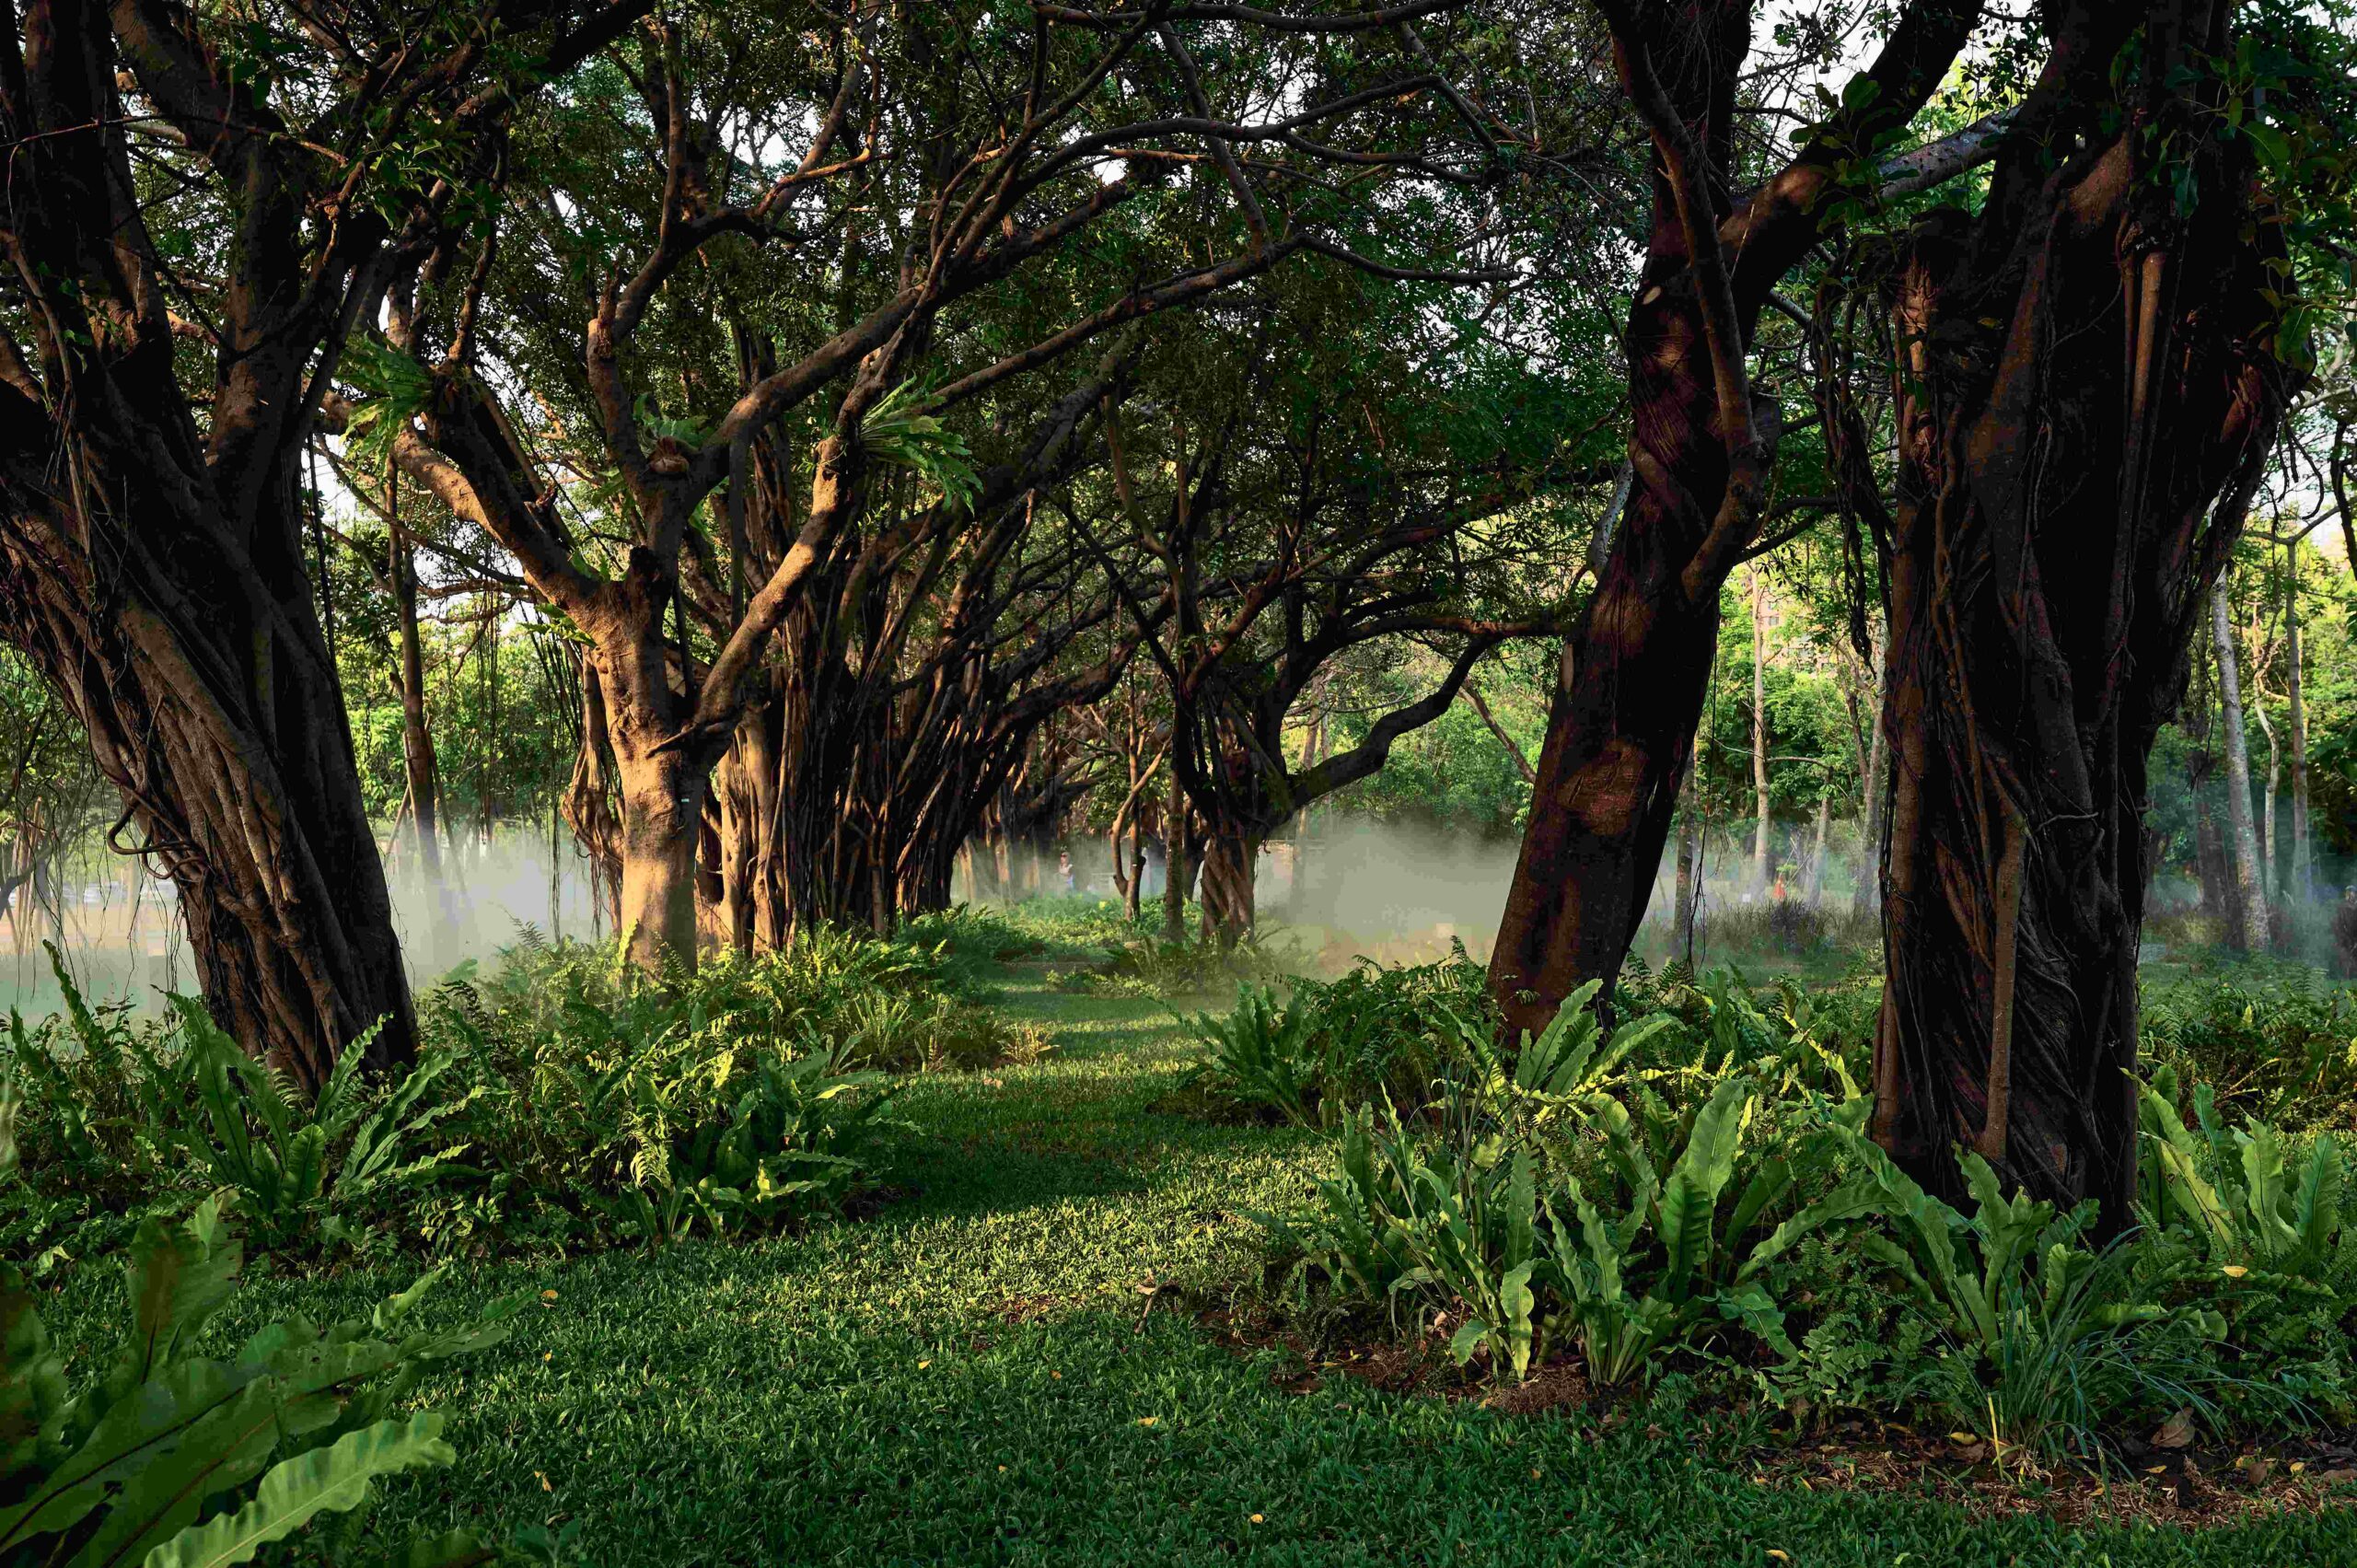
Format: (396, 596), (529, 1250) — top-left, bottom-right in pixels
(860, 379), (981, 515)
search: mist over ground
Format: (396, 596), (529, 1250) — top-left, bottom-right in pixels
(10, 800), (2344, 1019)
(2, 825), (602, 1016)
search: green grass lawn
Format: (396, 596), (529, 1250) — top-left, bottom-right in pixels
(87, 962), (2356, 1566)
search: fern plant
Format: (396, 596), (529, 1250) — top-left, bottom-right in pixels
(337, 336), (439, 469)
(1832, 1131), (2250, 1459)
(1545, 1076), (1871, 1386)
(160, 995), (473, 1256)
(861, 379), (981, 514)
(1443, 979), (1674, 1140)
(1261, 1097), (1552, 1376)
(0, 1197), (517, 1567)
(1185, 985), (1328, 1124)
(2136, 1068), (2354, 1283)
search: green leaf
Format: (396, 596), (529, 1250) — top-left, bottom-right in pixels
(142, 1413), (456, 1568)
(1655, 1076), (1752, 1298)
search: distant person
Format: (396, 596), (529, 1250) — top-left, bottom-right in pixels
(2335, 887), (2357, 979)
(1058, 850), (1074, 894)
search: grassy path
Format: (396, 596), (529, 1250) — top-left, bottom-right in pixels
(174, 968), (2356, 1564)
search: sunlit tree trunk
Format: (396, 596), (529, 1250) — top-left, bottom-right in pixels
(1804, 792), (1830, 904)
(2212, 580), (2266, 951)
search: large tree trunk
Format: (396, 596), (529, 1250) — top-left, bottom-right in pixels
(0, 464), (417, 1088)
(580, 579), (704, 974)
(1490, 471), (1725, 1035)
(0, 0), (433, 1086)
(1871, 43), (2287, 1223)
(1197, 825), (1257, 947)
(1485, 0), (1986, 1040)
(2212, 579), (2267, 950)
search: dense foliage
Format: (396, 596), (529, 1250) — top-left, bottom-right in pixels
(0, 928), (1037, 1263)
(1207, 955), (2357, 1464)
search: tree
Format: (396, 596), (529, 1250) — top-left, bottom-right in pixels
(1865, 0), (2329, 1216)
(0, 0), (644, 1084)
(1488, 0), (1994, 1037)
(1092, 271), (1580, 943)
(2212, 578), (2268, 949)
(389, 2), (1503, 972)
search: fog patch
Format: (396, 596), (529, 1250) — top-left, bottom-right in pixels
(3, 824), (603, 1016)
(1263, 818), (1522, 967)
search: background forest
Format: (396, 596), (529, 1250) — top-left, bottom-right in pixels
(7, 0), (2357, 1563)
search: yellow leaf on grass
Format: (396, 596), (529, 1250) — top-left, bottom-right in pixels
(1138, 1416), (1158, 1427)
(1250, 1515), (1264, 1525)
(1768, 1552), (1791, 1562)
(918, 1360), (932, 1369)
(2222, 1265), (2249, 1279)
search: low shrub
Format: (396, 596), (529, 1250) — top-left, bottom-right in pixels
(2140, 970), (2357, 1129)
(0, 1196), (517, 1567)
(1185, 947), (1492, 1120)
(1062, 933), (1290, 1000)
(1255, 958), (2350, 1461)
(3, 925), (1038, 1260)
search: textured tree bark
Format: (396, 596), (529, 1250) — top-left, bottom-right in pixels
(1870, 14), (2290, 1221)
(574, 562), (706, 973)
(0, 0), (447, 1085)
(2212, 580), (2266, 950)
(1489, 0), (1985, 1038)
(1197, 827), (1258, 947)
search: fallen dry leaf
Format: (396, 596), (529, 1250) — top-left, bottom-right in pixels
(2153, 1409), (2195, 1449)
